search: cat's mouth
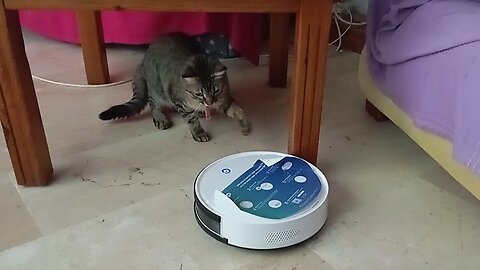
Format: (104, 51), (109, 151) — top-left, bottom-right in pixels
(203, 101), (214, 106)
(203, 103), (216, 119)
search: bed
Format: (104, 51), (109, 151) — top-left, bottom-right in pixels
(359, 50), (480, 200)
(360, 0), (480, 200)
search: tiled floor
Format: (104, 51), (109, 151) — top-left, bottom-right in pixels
(0, 31), (478, 270)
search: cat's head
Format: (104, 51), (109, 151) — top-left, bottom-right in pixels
(182, 55), (228, 106)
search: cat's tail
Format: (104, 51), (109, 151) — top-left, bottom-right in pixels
(99, 74), (148, 121)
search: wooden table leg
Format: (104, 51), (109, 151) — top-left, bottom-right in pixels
(268, 13), (290, 88)
(76, 10), (110, 85)
(289, 0), (333, 164)
(0, 4), (53, 186)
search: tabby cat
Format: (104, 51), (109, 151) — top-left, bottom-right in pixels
(99, 33), (250, 142)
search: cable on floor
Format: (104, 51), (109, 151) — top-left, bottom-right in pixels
(32, 75), (132, 88)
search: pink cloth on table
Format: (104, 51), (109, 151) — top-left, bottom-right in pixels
(19, 10), (261, 64)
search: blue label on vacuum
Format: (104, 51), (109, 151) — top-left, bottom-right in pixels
(222, 157), (321, 219)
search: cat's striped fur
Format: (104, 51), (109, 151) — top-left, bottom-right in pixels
(99, 33), (250, 142)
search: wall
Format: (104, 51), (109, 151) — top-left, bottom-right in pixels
(350, 0), (369, 15)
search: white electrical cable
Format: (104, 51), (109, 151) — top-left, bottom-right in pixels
(328, 9), (353, 56)
(334, 10), (366, 26)
(331, 11), (352, 45)
(329, 17), (344, 53)
(328, 7), (367, 57)
(32, 74), (132, 88)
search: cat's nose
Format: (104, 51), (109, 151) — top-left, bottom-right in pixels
(205, 97), (214, 106)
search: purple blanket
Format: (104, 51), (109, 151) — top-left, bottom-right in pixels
(367, 0), (480, 175)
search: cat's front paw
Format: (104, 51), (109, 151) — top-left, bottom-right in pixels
(152, 109), (172, 130)
(153, 118), (172, 130)
(225, 102), (250, 136)
(192, 131), (210, 142)
(240, 119), (251, 136)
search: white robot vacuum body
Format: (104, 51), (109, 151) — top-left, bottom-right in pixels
(194, 151), (329, 250)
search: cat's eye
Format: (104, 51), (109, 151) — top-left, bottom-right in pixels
(213, 86), (221, 94)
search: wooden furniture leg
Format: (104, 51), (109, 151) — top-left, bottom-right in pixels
(76, 10), (110, 85)
(0, 3), (53, 186)
(365, 99), (389, 122)
(288, 0), (333, 164)
(269, 13), (290, 88)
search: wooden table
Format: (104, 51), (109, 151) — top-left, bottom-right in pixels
(0, 0), (332, 186)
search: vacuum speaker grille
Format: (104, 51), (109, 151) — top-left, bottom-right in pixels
(265, 229), (300, 244)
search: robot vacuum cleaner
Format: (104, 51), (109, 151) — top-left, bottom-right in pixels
(194, 151), (329, 250)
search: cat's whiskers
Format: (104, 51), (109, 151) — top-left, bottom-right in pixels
(192, 103), (202, 114)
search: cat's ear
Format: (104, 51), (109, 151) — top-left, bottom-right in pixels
(212, 63), (227, 78)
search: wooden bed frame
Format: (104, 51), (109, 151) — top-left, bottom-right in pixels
(0, 0), (333, 186)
